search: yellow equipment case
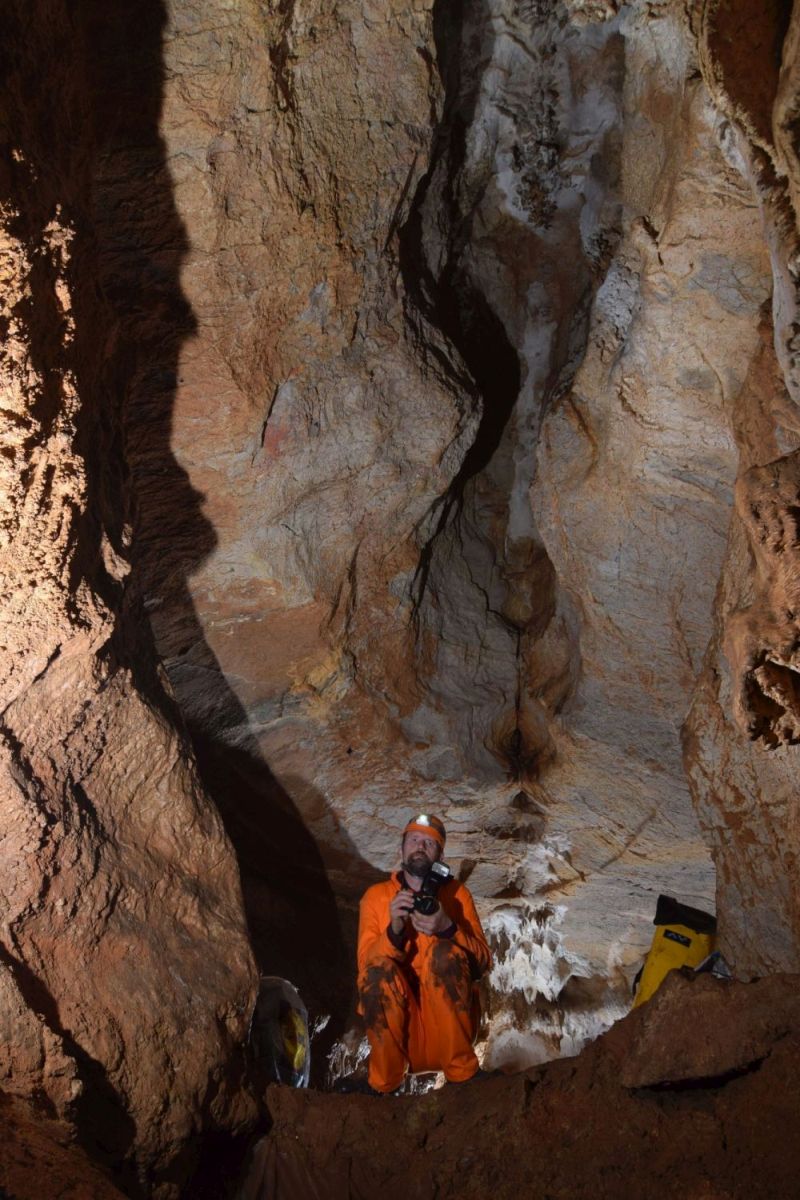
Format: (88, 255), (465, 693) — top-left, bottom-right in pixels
(633, 893), (716, 1008)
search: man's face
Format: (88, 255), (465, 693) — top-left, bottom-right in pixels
(402, 830), (441, 877)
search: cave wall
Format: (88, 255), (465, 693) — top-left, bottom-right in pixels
(124, 0), (800, 1073)
(4, 0), (800, 1183)
(679, 0), (800, 976)
(125, 0), (792, 1059)
(0, 3), (257, 1194)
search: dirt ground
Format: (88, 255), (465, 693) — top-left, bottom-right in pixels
(0, 1095), (125, 1200)
(239, 972), (800, 1200)
(3, 972), (800, 1199)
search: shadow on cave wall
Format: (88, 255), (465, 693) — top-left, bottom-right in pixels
(399, 0), (522, 607)
(59, 0), (367, 1091)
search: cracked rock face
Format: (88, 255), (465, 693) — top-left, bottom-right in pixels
(1, 3), (257, 1194)
(131, 0), (800, 1073)
(4, 0), (800, 1182)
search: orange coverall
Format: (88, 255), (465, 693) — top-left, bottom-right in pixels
(357, 872), (492, 1092)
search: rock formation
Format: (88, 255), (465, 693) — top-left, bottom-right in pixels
(1, 3), (257, 1194)
(681, 0), (800, 978)
(3, 0), (800, 1192)
(245, 973), (800, 1200)
(140, 0), (800, 1070)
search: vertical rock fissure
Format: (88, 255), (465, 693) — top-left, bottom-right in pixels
(402, 0), (523, 620)
(397, 0), (620, 782)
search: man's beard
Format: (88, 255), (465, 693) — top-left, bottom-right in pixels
(403, 851), (431, 878)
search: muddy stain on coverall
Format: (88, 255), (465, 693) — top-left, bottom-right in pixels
(430, 939), (473, 1010)
(360, 962), (400, 1036)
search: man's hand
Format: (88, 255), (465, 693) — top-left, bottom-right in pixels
(410, 903), (452, 937)
(389, 888), (415, 935)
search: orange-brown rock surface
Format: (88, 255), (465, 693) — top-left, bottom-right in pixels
(243, 974), (800, 1199)
(0, 1096), (126, 1200)
(683, 0), (800, 979)
(1, 2), (257, 1195)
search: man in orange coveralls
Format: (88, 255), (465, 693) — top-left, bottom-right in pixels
(357, 813), (492, 1094)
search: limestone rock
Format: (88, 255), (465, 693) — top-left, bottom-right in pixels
(0, 963), (80, 1120)
(612, 970), (800, 1088)
(6, 0), (800, 1186)
(127, 0), (800, 1068)
(682, 0), (800, 978)
(0, 2), (258, 1190)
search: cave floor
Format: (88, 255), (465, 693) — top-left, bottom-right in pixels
(243, 972), (800, 1200)
(2, 972), (799, 1200)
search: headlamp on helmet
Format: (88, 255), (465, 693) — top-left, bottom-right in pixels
(402, 813), (446, 848)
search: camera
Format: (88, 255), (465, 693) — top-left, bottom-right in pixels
(413, 861), (452, 915)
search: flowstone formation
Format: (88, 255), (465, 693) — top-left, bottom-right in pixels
(3, 0), (800, 1193)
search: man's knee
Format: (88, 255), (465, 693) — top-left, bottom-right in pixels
(360, 955), (406, 989)
(427, 938), (474, 1003)
(358, 957), (408, 1031)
